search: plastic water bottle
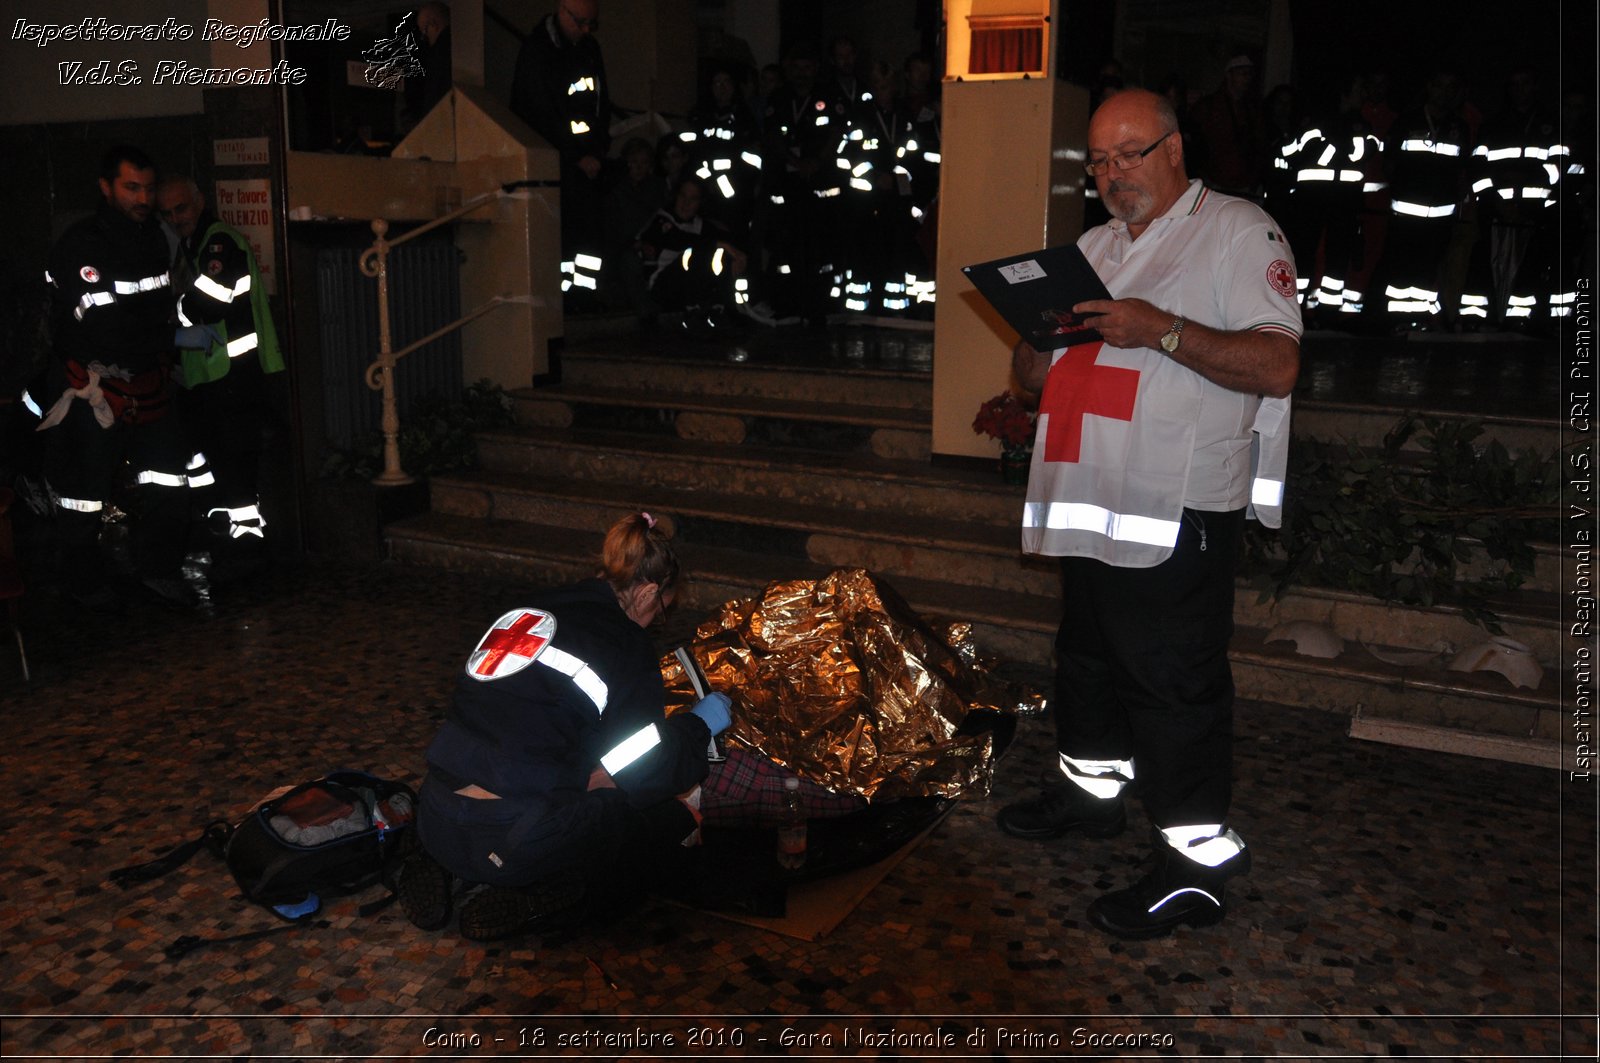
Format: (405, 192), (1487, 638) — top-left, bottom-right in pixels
(776, 776), (807, 870)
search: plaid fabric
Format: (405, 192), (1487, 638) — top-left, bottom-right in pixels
(700, 748), (866, 827)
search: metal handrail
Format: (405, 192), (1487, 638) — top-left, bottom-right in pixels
(359, 190), (519, 485)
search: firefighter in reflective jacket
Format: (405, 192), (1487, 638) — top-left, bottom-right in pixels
(510, 0), (612, 298)
(158, 176), (284, 551)
(1371, 71), (1471, 328)
(39, 145), (191, 608)
(403, 515), (732, 940)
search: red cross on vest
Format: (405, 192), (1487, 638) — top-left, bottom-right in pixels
(468, 609), (556, 680)
(1040, 341), (1141, 463)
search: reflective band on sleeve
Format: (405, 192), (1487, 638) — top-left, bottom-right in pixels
(570, 120), (591, 135)
(1399, 138), (1461, 156)
(136, 469), (189, 488)
(741, 151), (762, 168)
(58, 496), (104, 513)
(1022, 502), (1181, 548)
(22, 390), (41, 418)
(717, 174), (736, 199)
(1392, 200), (1456, 218)
(567, 76), (596, 95)
(574, 253), (603, 271)
(227, 332), (259, 357)
(112, 272), (170, 294)
(537, 645), (610, 713)
(193, 274), (236, 303)
(1251, 477), (1284, 507)
(75, 291), (116, 320)
(599, 723), (662, 775)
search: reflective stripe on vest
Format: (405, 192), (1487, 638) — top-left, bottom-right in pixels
(1246, 396), (1291, 528)
(57, 496), (103, 513)
(1022, 502), (1181, 548)
(537, 645), (610, 714)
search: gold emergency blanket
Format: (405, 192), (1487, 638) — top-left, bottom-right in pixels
(661, 569), (1030, 801)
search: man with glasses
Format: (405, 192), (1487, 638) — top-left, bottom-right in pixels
(996, 89), (1301, 939)
(511, 0), (611, 302)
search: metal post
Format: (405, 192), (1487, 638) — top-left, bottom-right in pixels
(359, 192), (518, 486)
(360, 218), (413, 486)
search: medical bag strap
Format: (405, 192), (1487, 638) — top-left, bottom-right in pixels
(107, 819), (233, 889)
(164, 920), (330, 962)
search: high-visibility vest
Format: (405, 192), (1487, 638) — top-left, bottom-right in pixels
(180, 220), (284, 386)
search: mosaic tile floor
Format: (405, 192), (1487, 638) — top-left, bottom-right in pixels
(0, 560), (1593, 1060)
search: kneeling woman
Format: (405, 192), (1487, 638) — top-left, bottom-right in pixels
(402, 513), (731, 939)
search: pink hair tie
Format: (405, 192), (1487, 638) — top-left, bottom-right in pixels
(641, 512), (657, 530)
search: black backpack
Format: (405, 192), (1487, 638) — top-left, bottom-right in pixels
(224, 771), (417, 919)
(110, 771), (418, 958)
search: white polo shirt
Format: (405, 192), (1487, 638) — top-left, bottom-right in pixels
(1022, 180), (1302, 566)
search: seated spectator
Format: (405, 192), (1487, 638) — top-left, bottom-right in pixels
(638, 177), (749, 334)
(601, 137), (665, 320)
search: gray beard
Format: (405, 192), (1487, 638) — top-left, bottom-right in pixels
(1104, 180), (1155, 225)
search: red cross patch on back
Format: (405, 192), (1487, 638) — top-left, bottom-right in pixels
(466, 608), (556, 681)
(1040, 341), (1141, 463)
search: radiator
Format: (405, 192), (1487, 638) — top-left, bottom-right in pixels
(316, 239), (464, 451)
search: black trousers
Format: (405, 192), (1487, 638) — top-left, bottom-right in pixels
(418, 775), (695, 893)
(41, 362), (189, 588)
(1052, 508), (1243, 829)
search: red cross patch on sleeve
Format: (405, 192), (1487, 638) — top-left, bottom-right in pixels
(466, 608), (556, 680)
(1267, 259), (1297, 298)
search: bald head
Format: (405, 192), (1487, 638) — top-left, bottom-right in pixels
(156, 175), (205, 240)
(1087, 88), (1187, 236)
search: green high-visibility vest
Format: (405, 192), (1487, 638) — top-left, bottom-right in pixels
(181, 219), (285, 386)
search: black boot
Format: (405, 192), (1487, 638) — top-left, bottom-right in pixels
(1087, 835), (1250, 940)
(396, 851), (455, 932)
(996, 781), (1126, 840)
(458, 873), (587, 942)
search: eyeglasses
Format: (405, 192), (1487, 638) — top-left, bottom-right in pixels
(560, 4), (599, 31)
(1084, 130), (1174, 176)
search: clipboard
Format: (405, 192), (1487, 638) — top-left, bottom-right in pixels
(962, 244), (1113, 352)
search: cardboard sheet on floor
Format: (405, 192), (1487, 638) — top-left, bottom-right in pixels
(669, 806), (952, 942)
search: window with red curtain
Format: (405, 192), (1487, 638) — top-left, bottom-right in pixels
(968, 16), (1045, 75)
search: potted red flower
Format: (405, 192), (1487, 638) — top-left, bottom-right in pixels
(972, 391), (1037, 483)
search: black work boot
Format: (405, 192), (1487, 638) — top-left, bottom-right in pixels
(995, 781), (1126, 840)
(1087, 834), (1250, 940)
(396, 851), (454, 932)
(458, 873), (587, 942)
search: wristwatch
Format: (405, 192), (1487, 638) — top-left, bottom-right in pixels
(1159, 316), (1186, 353)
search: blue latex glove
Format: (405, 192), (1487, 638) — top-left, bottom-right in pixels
(688, 692), (733, 737)
(173, 324), (221, 349)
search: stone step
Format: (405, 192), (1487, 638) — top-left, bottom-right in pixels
(559, 345), (933, 411)
(386, 511), (1562, 744)
(428, 468), (1058, 598)
(474, 424), (1023, 526)
(513, 384), (932, 460)
(475, 420), (1568, 599)
(1293, 400), (1561, 456)
(430, 467), (1568, 654)
(383, 510), (1055, 661)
